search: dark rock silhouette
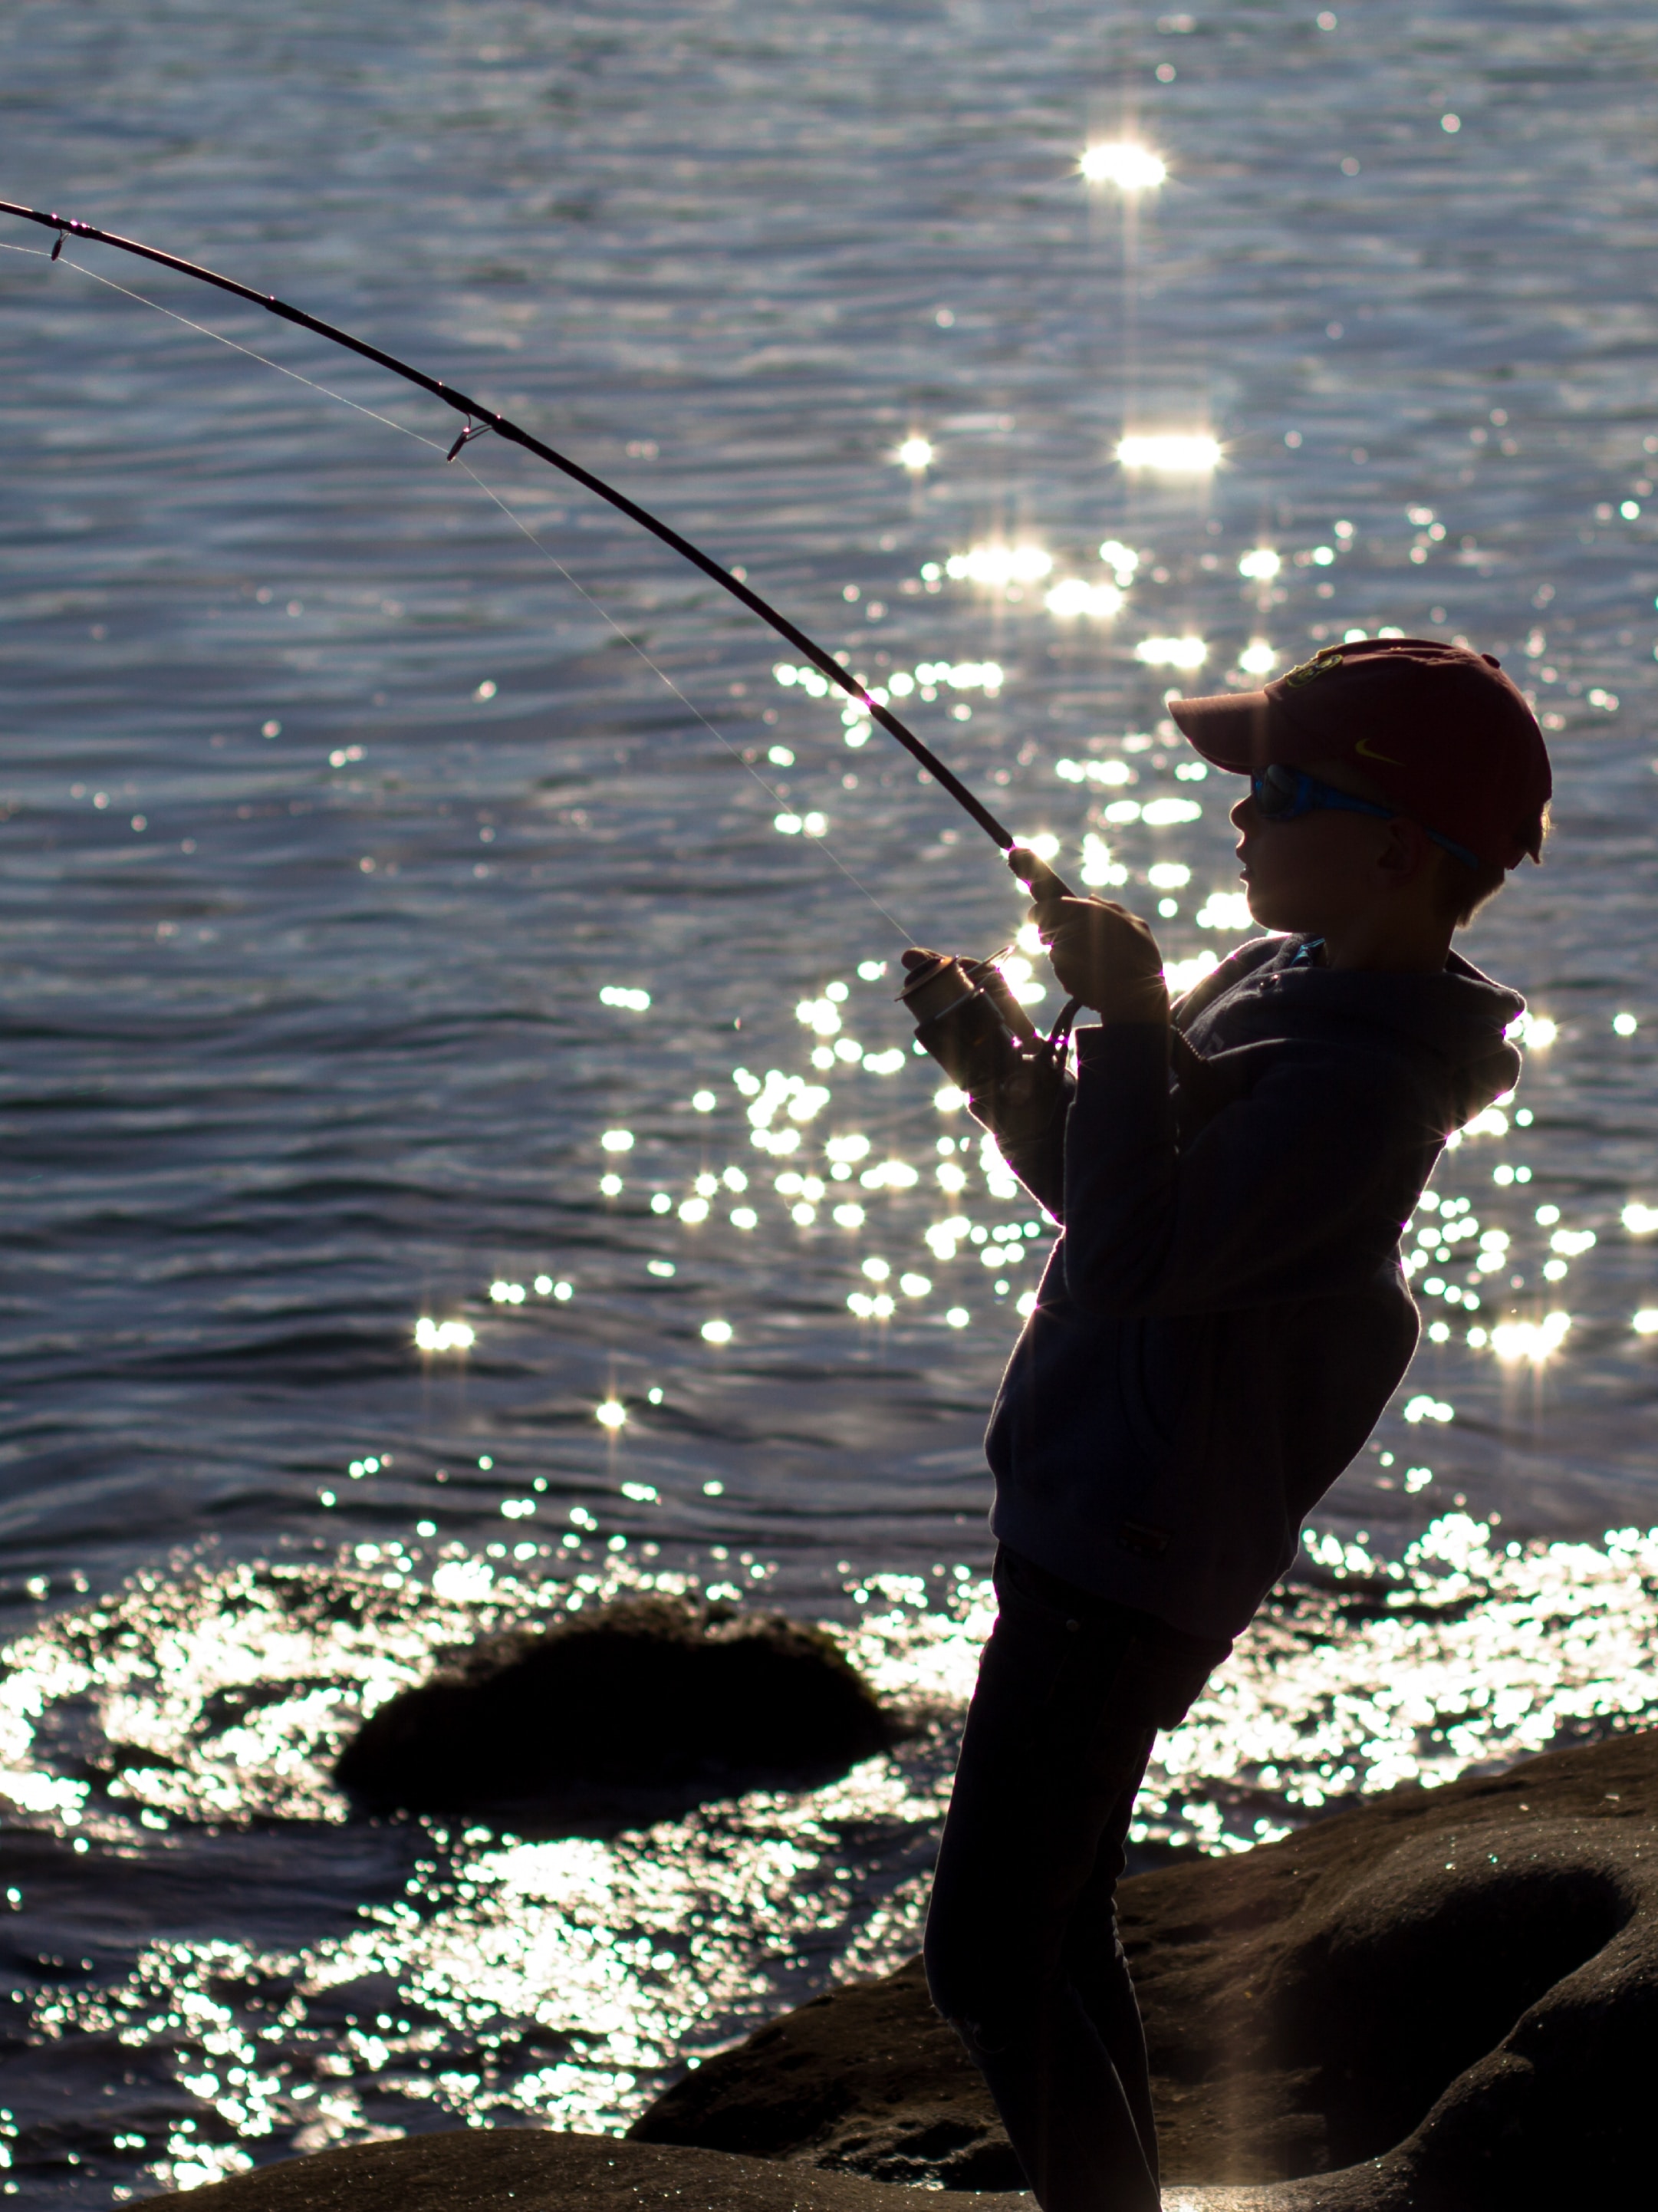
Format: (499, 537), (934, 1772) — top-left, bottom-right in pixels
(186, 1729), (1658, 2210)
(633, 1725), (1658, 2208)
(634, 1951), (1019, 2188)
(334, 1594), (900, 1821)
(168, 2130), (1031, 2212)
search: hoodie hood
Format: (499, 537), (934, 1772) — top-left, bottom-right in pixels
(1179, 936), (1525, 1137)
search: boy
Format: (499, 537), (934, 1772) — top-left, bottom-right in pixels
(913, 637), (1551, 2212)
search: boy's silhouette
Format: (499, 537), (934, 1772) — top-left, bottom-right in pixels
(916, 638), (1552, 2211)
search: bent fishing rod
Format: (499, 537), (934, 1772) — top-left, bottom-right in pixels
(2, 199), (1110, 1065)
(2, 201), (1073, 891)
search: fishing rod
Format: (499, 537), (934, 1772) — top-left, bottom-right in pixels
(1, 198), (1104, 1071)
(0, 202), (1071, 877)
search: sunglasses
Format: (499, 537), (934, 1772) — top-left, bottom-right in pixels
(1249, 765), (1479, 871)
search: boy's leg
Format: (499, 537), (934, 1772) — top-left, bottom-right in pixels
(1064, 1773), (1159, 2171)
(923, 1550), (1221, 2212)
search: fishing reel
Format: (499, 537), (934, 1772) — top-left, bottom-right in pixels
(898, 948), (1074, 1147)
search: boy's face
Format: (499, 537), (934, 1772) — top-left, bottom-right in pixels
(1229, 758), (1439, 936)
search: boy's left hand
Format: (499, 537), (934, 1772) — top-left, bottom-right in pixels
(1009, 849), (1168, 1024)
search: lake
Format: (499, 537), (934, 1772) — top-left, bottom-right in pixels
(1, 0), (1656, 2197)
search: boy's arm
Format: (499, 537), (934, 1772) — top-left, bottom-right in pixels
(1058, 1022), (1419, 1315)
(967, 1062), (1074, 1219)
(1018, 867), (1417, 1315)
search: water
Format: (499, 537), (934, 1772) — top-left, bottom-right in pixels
(2, 0), (1658, 2196)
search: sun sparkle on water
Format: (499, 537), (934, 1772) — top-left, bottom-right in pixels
(1046, 577), (1124, 620)
(945, 544), (1052, 588)
(1134, 634), (1209, 670)
(1238, 547), (1282, 581)
(8, 1518), (1658, 2182)
(1117, 433), (1222, 474)
(1080, 141), (1167, 190)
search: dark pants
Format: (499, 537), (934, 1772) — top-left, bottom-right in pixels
(924, 1547), (1228, 2212)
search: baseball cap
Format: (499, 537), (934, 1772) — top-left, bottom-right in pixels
(1168, 637), (1551, 870)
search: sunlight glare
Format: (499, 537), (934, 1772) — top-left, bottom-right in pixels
(1489, 1312), (1571, 1364)
(1134, 635), (1208, 670)
(1045, 578), (1124, 620)
(414, 1318), (475, 1354)
(1117, 433), (1222, 474)
(1080, 142), (1167, 190)
(946, 545), (1052, 588)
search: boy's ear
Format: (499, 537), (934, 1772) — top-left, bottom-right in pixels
(1377, 815), (1436, 888)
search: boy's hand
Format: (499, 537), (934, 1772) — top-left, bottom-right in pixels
(1009, 849), (1168, 1024)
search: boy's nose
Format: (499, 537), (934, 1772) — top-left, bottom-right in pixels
(1230, 792), (1257, 832)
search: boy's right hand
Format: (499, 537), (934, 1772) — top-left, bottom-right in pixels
(1010, 849), (1168, 1024)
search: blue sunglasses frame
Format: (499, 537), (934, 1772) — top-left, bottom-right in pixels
(1249, 765), (1480, 871)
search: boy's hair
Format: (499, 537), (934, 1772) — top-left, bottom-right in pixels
(1435, 802), (1550, 929)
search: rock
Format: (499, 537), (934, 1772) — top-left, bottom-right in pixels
(631, 1954), (1021, 2189)
(169, 2126), (1271, 2212)
(633, 1726), (1658, 2208)
(166, 2129), (1018, 2212)
(334, 1595), (899, 1822)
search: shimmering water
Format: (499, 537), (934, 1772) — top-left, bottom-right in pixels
(3, 0), (1658, 2197)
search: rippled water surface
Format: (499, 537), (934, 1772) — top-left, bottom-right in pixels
(4, 0), (1658, 2198)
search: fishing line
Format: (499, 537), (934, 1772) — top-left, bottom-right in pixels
(0, 232), (915, 942)
(453, 462), (916, 942)
(0, 202), (1056, 887)
(0, 237), (448, 451)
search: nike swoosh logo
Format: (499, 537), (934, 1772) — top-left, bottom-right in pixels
(1354, 736), (1403, 765)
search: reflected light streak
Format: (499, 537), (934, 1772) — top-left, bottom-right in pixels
(1508, 1012), (1557, 1049)
(1195, 890), (1253, 933)
(1238, 639), (1278, 676)
(1046, 577), (1124, 620)
(1080, 142), (1167, 190)
(415, 1318), (475, 1354)
(1163, 950), (1219, 996)
(945, 545), (1052, 588)
(1134, 635), (1208, 670)
(895, 436), (933, 470)
(1056, 756), (1133, 786)
(1489, 1312), (1571, 1364)
(1117, 433), (1222, 474)
(14, 1522), (1658, 2177)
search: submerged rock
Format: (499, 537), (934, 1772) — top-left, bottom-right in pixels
(334, 1594), (898, 1820)
(633, 1726), (1658, 2208)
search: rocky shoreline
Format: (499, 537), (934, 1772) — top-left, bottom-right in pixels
(185, 1727), (1658, 2210)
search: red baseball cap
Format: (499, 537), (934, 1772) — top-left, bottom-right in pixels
(1168, 637), (1551, 870)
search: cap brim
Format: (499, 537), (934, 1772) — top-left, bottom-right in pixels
(1167, 690), (1274, 772)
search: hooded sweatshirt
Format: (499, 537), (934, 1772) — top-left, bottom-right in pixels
(982, 933), (1524, 1642)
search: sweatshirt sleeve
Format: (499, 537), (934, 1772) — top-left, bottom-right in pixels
(1058, 1021), (1420, 1316)
(969, 1068), (1074, 1220)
